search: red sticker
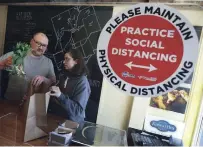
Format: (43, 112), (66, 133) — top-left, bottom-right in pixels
(108, 15), (183, 86)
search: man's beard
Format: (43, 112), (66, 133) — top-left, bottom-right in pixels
(31, 49), (43, 56)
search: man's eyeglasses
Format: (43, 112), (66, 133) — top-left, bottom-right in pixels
(33, 38), (48, 48)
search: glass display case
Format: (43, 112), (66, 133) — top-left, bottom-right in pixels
(71, 121), (128, 146)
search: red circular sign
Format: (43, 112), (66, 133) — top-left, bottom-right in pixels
(107, 15), (183, 86)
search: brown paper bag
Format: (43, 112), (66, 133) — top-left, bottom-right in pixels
(19, 82), (50, 142)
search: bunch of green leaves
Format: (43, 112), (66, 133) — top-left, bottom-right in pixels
(6, 42), (30, 77)
(12, 42), (31, 65)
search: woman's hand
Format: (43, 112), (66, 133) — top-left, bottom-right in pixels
(49, 86), (62, 98)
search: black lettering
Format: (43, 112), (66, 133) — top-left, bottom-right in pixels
(157, 86), (165, 94)
(138, 88), (141, 95)
(131, 87), (137, 94)
(183, 31), (193, 40)
(99, 56), (106, 63)
(172, 15), (181, 23)
(134, 7), (141, 15)
(148, 87), (155, 95)
(178, 68), (189, 78)
(145, 6), (153, 14)
(164, 11), (174, 20)
(176, 74), (183, 80)
(110, 76), (117, 83)
(163, 81), (173, 91)
(171, 77), (180, 85)
(115, 17), (122, 25)
(128, 9), (134, 17)
(107, 73), (113, 78)
(101, 62), (108, 68)
(110, 23), (117, 29)
(184, 61), (193, 69)
(99, 50), (105, 55)
(181, 27), (189, 33)
(106, 27), (112, 34)
(176, 22), (185, 31)
(115, 81), (121, 88)
(161, 9), (167, 17)
(104, 68), (111, 75)
(153, 7), (161, 15)
(122, 84), (127, 91)
(121, 13), (129, 21)
(142, 88), (148, 95)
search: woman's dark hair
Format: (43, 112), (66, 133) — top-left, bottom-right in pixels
(66, 49), (89, 76)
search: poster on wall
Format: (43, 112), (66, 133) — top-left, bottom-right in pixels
(150, 86), (190, 114)
(97, 3), (199, 98)
(2, 5), (113, 123)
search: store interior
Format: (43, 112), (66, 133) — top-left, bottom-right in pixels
(0, 0), (202, 146)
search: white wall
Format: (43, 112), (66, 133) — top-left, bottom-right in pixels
(96, 6), (134, 130)
(96, 78), (133, 130)
(128, 97), (151, 130)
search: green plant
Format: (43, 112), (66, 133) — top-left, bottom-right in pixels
(12, 42), (30, 65)
(6, 42), (30, 76)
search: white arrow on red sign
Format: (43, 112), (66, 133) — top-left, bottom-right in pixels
(125, 61), (157, 72)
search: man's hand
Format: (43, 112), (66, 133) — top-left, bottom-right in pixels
(32, 75), (45, 87)
(49, 86), (61, 98)
(4, 56), (12, 67)
(0, 56), (12, 70)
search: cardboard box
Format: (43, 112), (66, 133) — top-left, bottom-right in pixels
(49, 131), (72, 145)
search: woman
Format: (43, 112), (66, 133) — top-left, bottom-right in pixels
(49, 49), (91, 123)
